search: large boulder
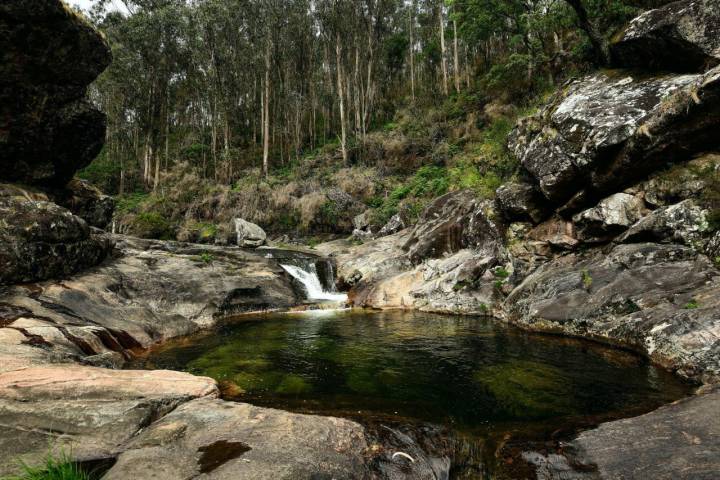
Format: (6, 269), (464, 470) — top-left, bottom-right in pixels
(402, 190), (504, 264)
(0, 235), (299, 373)
(506, 243), (720, 382)
(0, 0), (111, 187)
(611, 0), (720, 72)
(509, 66), (720, 210)
(573, 193), (647, 243)
(617, 199), (709, 245)
(0, 196), (111, 285)
(0, 366), (218, 476)
(50, 178), (115, 229)
(234, 218), (267, 248)
(377, 213), (406, 237)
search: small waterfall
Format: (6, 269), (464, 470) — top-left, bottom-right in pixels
(281, 263), (348, 302)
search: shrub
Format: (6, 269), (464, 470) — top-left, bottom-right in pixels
(198, 252), (214, 264)
(115, 192), (149, 214)
(131, 212), (174, 240)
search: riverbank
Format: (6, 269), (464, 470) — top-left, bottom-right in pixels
(0, 234), (718, 479)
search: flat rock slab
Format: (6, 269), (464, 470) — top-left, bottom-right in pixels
(0, 235), (298, 371)
(0, 365), (218, 476)
(0, 365), (218, 400)
(103, 398), (441, 480)
(525, 389), (720, 479)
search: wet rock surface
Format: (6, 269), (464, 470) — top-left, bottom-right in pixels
(526, 388), (720, 480)
(506, 243), (720, 382)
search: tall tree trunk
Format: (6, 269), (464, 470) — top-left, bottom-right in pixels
(452, 16), (460, 93)
(439, 3), (448, 96)
(336, 33), (348, 165)
(563, 0), (610, 65)
(262, 37), (271, 177)
(409, 0), (416, 101)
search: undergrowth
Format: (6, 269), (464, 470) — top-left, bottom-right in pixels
(3, 452), (91, 480)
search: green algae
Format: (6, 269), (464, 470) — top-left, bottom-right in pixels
(133, 310), (693, 431)
(474, 361), (577, 418)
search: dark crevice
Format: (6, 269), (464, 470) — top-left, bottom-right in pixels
(57, 325), (97, 355)
(197, 440), (251, 474)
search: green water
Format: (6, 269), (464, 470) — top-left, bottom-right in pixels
(133, 309), (692, 436)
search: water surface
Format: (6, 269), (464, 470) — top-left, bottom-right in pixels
(132, 309), (692, 437)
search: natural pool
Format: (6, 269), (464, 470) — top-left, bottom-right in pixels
(131, 309), (693, 475)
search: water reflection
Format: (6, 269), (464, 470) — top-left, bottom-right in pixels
(134, 309), (692, 434)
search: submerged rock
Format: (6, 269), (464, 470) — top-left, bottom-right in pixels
(0, 0), (111, 187)
(234, 218), (267, 248)
(611, 0), (720, 72)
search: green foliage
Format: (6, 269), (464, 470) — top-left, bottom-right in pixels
(197, 251), (215, 264)
(407, 166), (450, 198)
(582, 269), (593, 290)
(115, 192), (149, 214)
(703, 168), (720, 231)
(493, 268), (510, 279)
(684, 299), (699, 310)
(77, 150), (122, 195)
(130, 212), (174, 240)
(318, 200), (340, 226)
(3, 451), (91, 480)
(448, 163), (503, 198)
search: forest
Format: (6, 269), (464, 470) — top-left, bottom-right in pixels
(79, 0), (667, 242)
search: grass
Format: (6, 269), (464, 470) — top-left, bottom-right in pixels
(198, 252), (214, 264)
(3, 452), (90, 480)
(684, 299), (699, 310)
(581, 269), (593, 290)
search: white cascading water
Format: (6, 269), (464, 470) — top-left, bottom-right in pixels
(280, 264), (348, 302)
